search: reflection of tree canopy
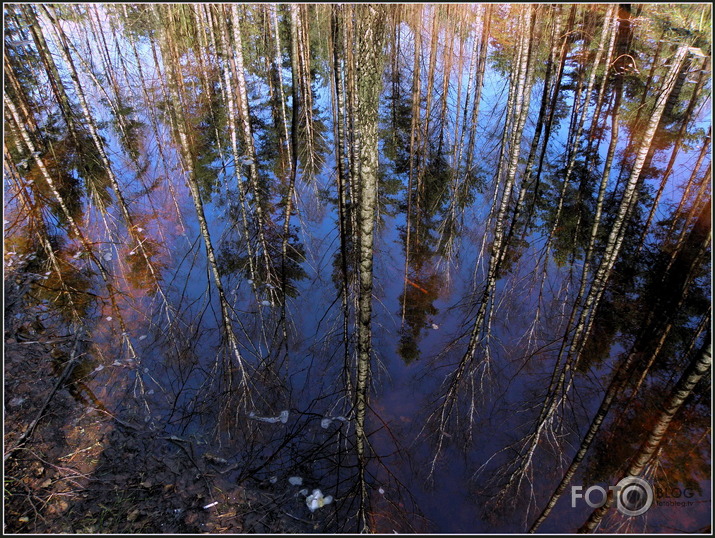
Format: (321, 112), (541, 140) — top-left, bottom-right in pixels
(3, 2), (710, 533)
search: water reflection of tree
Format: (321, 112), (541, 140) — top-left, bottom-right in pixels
(4, 3), (711, 534)
(397, 156), (449, 363)
(528, 193), (711, 531)
(488, 38), (694, 519)
(421, 5), (537, 485)
(576, 198), (710, 532)
(579, 335), (710, 533)
(4, 149), (94, 324)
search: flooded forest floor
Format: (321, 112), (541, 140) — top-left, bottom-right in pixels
(3, 263), (317, 534)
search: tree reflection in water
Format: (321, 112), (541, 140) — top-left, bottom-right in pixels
(3, 3), (711, 533)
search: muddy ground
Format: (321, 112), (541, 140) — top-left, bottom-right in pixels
(3, 264), (322, 534)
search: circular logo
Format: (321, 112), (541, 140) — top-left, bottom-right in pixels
(615, 476), (653, 517)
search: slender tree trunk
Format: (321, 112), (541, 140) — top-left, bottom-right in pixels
(158, 5), (251, 400)
(299, 6), (316, 176)
(5, 93), (140, 370)
(124, 5), (187, 235)
(353, 5), (386, 530)
(44, 6), (177, 320)
(491, 6), (535, 272)
(579, 337), (712, 533)
(214, 5), (258, 288)
(526, 5), (576, 228)
(577, 45), (691, 354)
(289, 5), (318, 179)
(276, 2), (303, 343)
(402, 5), (422, 324)
(345, 9), (360, 243)
(464, 4), (491, 180)
(389, 6), (401, 151)
(637, 60), (708, 253)
(436, 6), (453, 156)
(504, 5), (561, 251)
(451, 8), (467, 169)
(331, 5), (352, 387)
(21, 6), (71, 139)
(585, 7), (619, 158)
(270, 4), (292, 175)
(429, 5), (535, 480)
(455, 5), (480, 177)
(229, 5), (274, 289)
(416, 7), (439, 204)
(530, 197), (710, 532)
(667, 126), (711, 239)
(194, 5), (229, 168)
(482, 12), (522, 238)
(544, 4), (614, 250)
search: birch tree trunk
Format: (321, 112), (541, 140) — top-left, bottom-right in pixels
(518, 48), (691, 492)
(464, 4), (491, 181)
(637, 59), (707, 253)
(228, 5), (274, 289)
(579, 337), (712, 533)
(289, 5), (318, 179)
(124, 5), (187, 234)
(428, 5), (535, 480)
(503, 5), (561, 252)
(21, 6), (75, 141)
(544, 4), (614, 251)
(416, 7), (439, 205)
(401, 5), (423, 324)
(5, 93), (141, 371)
(215, 5), (259, 288)
(455, 6), (480, 177)
(270, 5), (291, 175)
(526, 5), (576, 227)
(4, 145), (83, 322)
(353, 5), (386, 530)
(436, 6), (453, 156)
(331, 5), (352, 384)
(530, 196), (710, 531)
(576, 45), (691, 359)
(43, 6), (178, 321)
(584, 7), (619, 161)
(158, 5), (252, 401)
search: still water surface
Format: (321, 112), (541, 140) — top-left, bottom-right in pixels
(4, 4), (711, 533)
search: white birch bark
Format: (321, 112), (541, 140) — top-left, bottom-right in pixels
(579, 338), (711, 533)
(229, 5), (274, 288)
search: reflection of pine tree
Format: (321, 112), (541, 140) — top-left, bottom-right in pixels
(3, 4), (711, 533)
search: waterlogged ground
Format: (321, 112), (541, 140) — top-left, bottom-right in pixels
(4, 3), (712, 534)
(4, 267), (329, 534)
(4, 171), (711, 533)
